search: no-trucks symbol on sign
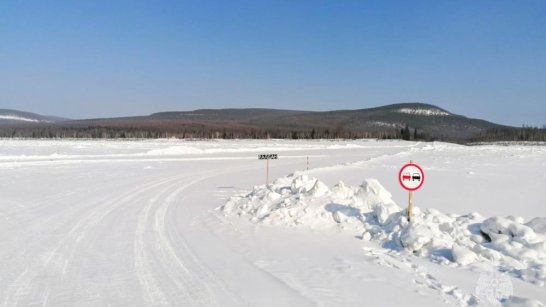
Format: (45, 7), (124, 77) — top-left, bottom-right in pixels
(399, 161), (425, 222)
(398, 163), (425, 191)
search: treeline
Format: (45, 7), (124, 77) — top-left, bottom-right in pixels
(0, 124), (422, 140)
(469, 125), (546, 143)
(5, 122), (541, 143)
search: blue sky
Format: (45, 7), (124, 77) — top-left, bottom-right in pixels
(1, 1), (545, 126)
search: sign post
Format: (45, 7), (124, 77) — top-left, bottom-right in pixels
(258, 154), (278, 185)
(408, 187), (413, 221)
(398, 160), (425, 222)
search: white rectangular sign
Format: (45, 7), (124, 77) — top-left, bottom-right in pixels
(258, 154), (278, 160)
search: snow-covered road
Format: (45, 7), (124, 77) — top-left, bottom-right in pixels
(0, 139), (544, 306)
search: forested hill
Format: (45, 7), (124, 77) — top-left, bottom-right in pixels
(0, 103), (544, 143)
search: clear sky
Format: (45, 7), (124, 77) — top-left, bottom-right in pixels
(1, 1), (545, 126)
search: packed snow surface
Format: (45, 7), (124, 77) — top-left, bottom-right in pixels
(0, 139), (544, 306)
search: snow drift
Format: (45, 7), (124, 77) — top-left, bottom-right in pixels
(222, 175), (546, 287)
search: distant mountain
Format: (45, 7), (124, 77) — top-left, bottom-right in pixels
(146, 103), (508, 140)
(0, 109), (69, 125)
(272, 103), (505, 139)
(0, 103), (535, 142)
(150, 108), (311, 121)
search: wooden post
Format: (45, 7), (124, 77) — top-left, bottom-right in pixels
(266, 158), (269, 185)
(306, 156), (309, 172)
(407, 160), (413, 222)
(408, 190), (413, 222)
(259, 154), (277, 186)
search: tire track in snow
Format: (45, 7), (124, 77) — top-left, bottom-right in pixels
(134, 168), (250, 306)
(4, 156), (323, 306)
(2, 173), (186, 307)
(133, 176), (206, 306)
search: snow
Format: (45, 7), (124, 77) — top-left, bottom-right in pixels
(371, 121), (401, 128)
(527, 218), (546, 235)
(452, 244), (478, 266)
(0, 114), (50, 123)
(396, 107), (451, 116)
(502, 296), (544, 307)
(223, 174), (546, 288)
(0, 139), (544, 306)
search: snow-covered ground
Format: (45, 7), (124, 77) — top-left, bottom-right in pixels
(0, 139), (544, 306)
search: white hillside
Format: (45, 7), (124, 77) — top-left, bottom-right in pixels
(0, 114), (50, 123)
(396, 107), (451, 116)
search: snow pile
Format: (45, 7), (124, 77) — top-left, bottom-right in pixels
(223, 175), (546, 286)
(223, 174), (397, 231)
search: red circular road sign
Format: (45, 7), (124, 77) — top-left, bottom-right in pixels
(398, 163), (425, 191)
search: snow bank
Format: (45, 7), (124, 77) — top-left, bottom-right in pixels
(222, 175), (546, 286)
(223, 174), (399, 231)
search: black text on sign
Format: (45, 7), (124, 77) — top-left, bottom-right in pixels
(258, 154), (278, 160)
